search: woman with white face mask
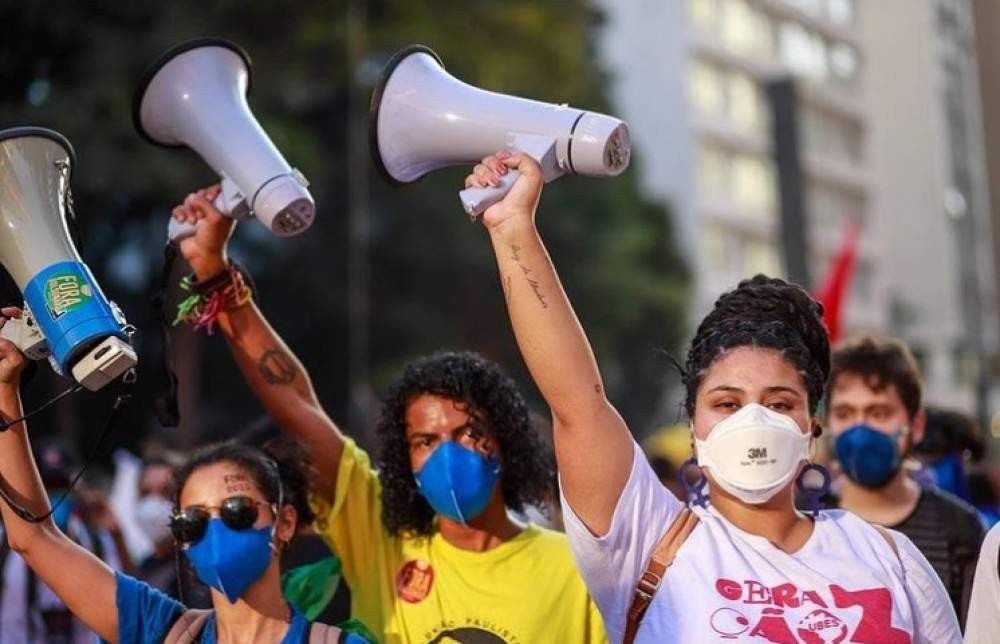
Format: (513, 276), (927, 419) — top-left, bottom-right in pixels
(464, 153), (961, 643)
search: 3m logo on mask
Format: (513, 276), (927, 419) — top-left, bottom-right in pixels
(747, 447), (768, 460)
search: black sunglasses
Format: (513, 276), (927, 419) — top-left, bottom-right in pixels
(170, 495), (274, 545)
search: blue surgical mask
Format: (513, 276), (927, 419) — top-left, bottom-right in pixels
(414, 441), (500, 524)
(835, 424), (904, 489)
(48, 494), (73, 533)
(929, 453), (970, 501)
(184, 518), (274, 603)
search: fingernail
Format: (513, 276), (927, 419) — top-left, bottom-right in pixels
(497, 151), (511, 159)
(498, 164), (507, 175)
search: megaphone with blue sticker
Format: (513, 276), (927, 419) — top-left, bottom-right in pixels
(0, 127), (137, 391)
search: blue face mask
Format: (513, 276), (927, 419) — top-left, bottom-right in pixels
(414, 441), (500, 524)
(48, 494), (73, 533)
(835, 424), (904, 489)
(929, 453), (970, 501)
(184, 518), (274, 603)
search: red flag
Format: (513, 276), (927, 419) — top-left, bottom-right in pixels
(815, 219), (861, 343)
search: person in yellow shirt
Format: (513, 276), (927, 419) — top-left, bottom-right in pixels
(170, 185), (608, 644)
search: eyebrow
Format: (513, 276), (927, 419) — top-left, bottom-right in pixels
(706, 385), (802, 396)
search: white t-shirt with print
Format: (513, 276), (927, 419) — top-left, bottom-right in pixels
(964, 522), (1000, 644)
(562, 441), (961, 644)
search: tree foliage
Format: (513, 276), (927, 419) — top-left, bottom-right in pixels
(0, 0), (688, 453)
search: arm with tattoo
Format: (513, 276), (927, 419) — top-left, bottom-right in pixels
(468, 153), (634, 537)
(171, 186), (345, 501)
(212, 303), (345, 500)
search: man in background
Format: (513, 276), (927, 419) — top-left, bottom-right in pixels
(825, 335), (986, 628)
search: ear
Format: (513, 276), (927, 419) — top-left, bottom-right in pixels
(909, 409), (927, 447)
(275, 504), (298, 547)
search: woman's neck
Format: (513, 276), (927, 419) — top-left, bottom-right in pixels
(212, 564), (291, 643)
(709, 486), (814, 554)
(437, 490), (523, 552)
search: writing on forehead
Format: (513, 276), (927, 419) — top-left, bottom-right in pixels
(223, 473), (253, 494)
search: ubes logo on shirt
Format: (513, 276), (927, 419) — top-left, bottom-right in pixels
(396, 559), (434, 603)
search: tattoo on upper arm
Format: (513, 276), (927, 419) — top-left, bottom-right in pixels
(258, 349), (297, 385)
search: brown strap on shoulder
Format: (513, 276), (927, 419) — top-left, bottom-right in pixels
(873, 524), (901, 564)
(164, 609), (212, 644)
(309, 622), (344, 644)
(623, 508), (699, 644)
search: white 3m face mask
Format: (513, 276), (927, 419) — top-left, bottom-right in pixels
(695, 403), (811, 505)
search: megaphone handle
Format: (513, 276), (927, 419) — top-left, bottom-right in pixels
(167, 217), (198, 242)
(459, 170), (521, 218)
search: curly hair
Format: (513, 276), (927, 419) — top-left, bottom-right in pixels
(375, 351), (556, 537)
(683, 275), (830, 417)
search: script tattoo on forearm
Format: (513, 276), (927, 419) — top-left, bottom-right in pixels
(503, 274), (513, 305)
(258, 348), (297, 385)
(509, 244), (548, 309)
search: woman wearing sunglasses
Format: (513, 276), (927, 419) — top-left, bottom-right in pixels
(0, 309), (355, 643)
(463, 154), (961, 643)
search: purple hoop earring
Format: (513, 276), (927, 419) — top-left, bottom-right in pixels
(677, 457), (710, 508)
(796, 462), (832, 517)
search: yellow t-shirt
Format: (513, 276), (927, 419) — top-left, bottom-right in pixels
(311, 439), (608, 644)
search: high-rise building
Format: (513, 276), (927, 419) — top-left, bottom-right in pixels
(860, 0), (996, 413)
(595, 0), (878, 324)
(596, 0), (997, 410)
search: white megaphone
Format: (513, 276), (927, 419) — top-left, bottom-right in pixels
(0, 127), (137, 391)
(369, 45), (631, 216)
(133, 38), (315, 241)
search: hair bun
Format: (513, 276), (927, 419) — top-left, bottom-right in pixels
(684, 274), (830, 415)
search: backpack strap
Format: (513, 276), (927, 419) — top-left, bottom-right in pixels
(308, 621), (344, 644)
(623, 508), (699, 644)
(164, 609), (212, 644)
(873, 525), (901, 566)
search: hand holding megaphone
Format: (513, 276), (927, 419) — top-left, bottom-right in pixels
(0, 310), (28, 385)
(171, 185), (238, 279)
(166, 177), (247, 241)
(463, 152), (545, 227)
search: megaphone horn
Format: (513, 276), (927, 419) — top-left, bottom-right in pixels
(133, 37), (315, 241)
(0, 127), (137, 391)
(369, 44), (631, 217)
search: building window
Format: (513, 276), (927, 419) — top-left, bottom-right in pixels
(697, 142), (732, 198)
(689, 0), (721, 31)
(827, 0), (855, 25)
(732, 155), (776, 215)
(721, 0), (774, 58)
(779, 22), (829, 80)
(728, 72), (765, 130)
(829, 43), (859, 83)
(807, 181), (865, 230)
(743, 238), (782, 277)
(690, 58), (725, 117)
(800, 107), (864, 164)
(689, 57), (766, 132)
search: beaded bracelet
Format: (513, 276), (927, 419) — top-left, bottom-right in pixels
(173, 262), (253, 335)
